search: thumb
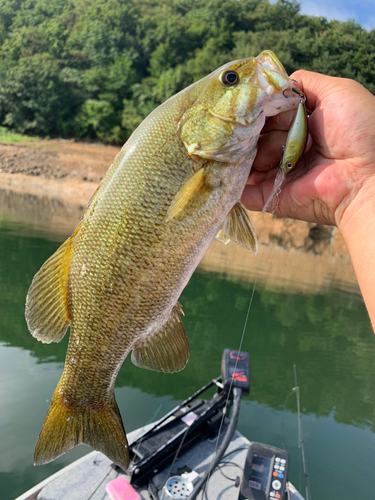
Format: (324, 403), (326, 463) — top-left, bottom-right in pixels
(290, 70), (343, 112)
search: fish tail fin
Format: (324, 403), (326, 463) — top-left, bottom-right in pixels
(34, 383), (129, 470)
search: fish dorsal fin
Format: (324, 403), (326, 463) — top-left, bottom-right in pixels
(25, 238), (72, 343)
(166, 168), (206, 221)
(131, 305), (189, 373)
(221, 201), (258, 254)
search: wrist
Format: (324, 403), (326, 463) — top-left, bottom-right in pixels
(337, 177), (375, 330)
(337, 177), (375, 242)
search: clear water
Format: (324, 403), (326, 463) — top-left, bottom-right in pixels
(1, 207), (375, 500)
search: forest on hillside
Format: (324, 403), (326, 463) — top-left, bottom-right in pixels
(0, 0), (374, 144)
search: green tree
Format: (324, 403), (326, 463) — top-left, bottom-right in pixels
(0, 0), (373, 143)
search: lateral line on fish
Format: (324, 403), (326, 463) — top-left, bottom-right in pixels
(118, 126), (185, 178)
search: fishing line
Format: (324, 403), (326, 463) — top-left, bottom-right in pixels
(129, 403), (164, 470)
(160, 424), (192, 490)
(200, 280), (257, 499)
(86, 459), (114, 500)
(200, 211), (275, 499)
(161, 200), (275, 499)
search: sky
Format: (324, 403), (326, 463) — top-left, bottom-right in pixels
(274, 0), (375, 31)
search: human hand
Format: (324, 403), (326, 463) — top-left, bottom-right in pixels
(242, 70), (375, 231)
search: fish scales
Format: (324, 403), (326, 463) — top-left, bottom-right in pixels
(25, 51), (301, 470)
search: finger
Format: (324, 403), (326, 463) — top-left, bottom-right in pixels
(262, 109), (295, 133)
(246, 168), (275, 186)
(305, 133), (313, 153)
(241, 182), (269, 212)
(252, 130), (288, 171)
(241, 176), (279, 212)
(290, 70), (344, 112)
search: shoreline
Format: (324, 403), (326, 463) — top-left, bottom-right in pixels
(0, 139), (358, 296)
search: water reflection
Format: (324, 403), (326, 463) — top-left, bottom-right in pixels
(1, 223), (372, 431)
(1, 201), (375, 500)
(0, 188), (84, 239)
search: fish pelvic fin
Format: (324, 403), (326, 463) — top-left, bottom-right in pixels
(220, 201), (258, 254)
(25, 237), (72, 343)
(131, 304), (189, 373)
(34, 382), (129, 471)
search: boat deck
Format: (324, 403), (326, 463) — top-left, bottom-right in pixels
(16, 427), (249, 500)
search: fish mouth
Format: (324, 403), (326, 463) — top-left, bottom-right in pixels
(255, 50), (293, 95)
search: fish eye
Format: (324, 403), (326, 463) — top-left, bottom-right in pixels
(220, 70), (239, 86)
(286, 162), (293, 169)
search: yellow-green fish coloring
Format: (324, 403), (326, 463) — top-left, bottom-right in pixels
(25, 51), (300, 470)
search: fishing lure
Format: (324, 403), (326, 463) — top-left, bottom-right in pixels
(262, 88), (308, 213)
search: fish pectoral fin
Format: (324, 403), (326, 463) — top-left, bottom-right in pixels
(221, 201), (258, 254)
(215, 228), (230, 245)
(166, 167), (208, 221)
(131, 305), (189, 373)
(25, 237), (72, 343)
(34, 381), (129, 471)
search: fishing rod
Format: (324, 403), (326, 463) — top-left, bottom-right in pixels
(293, 364), (310, 500)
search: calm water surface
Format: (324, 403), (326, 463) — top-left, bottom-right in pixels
(1, 213), (375, 500)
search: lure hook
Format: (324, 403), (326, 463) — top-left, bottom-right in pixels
(283, 86), (306, 104)
(292, 86), (306, 104)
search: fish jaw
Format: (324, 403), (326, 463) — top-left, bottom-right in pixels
(254, 50), (300, 117)
(179, 50), (300, 164)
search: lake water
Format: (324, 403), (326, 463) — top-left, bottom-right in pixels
(1, 200), (375, 500)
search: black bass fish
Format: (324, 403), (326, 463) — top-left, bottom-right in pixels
(25, 50), (300, 469)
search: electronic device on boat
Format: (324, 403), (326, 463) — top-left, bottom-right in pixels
(239, 443), (289, 500)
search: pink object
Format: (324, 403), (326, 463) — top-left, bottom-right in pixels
(105, 476), (141, 500)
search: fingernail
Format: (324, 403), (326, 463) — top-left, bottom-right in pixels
(305, 133), (313, 152)
(277, 110), (294, 128)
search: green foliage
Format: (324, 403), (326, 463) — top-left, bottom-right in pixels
(0, 125), (38, 142)
(0, 0), (373, 143)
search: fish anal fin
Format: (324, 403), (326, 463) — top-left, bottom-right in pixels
(25, 238), (72, 344)
(166, 168), (208, 221)
(34, 382), (129, 471)
(131, 306), (189, 373)
(222, 201), (258, 254)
